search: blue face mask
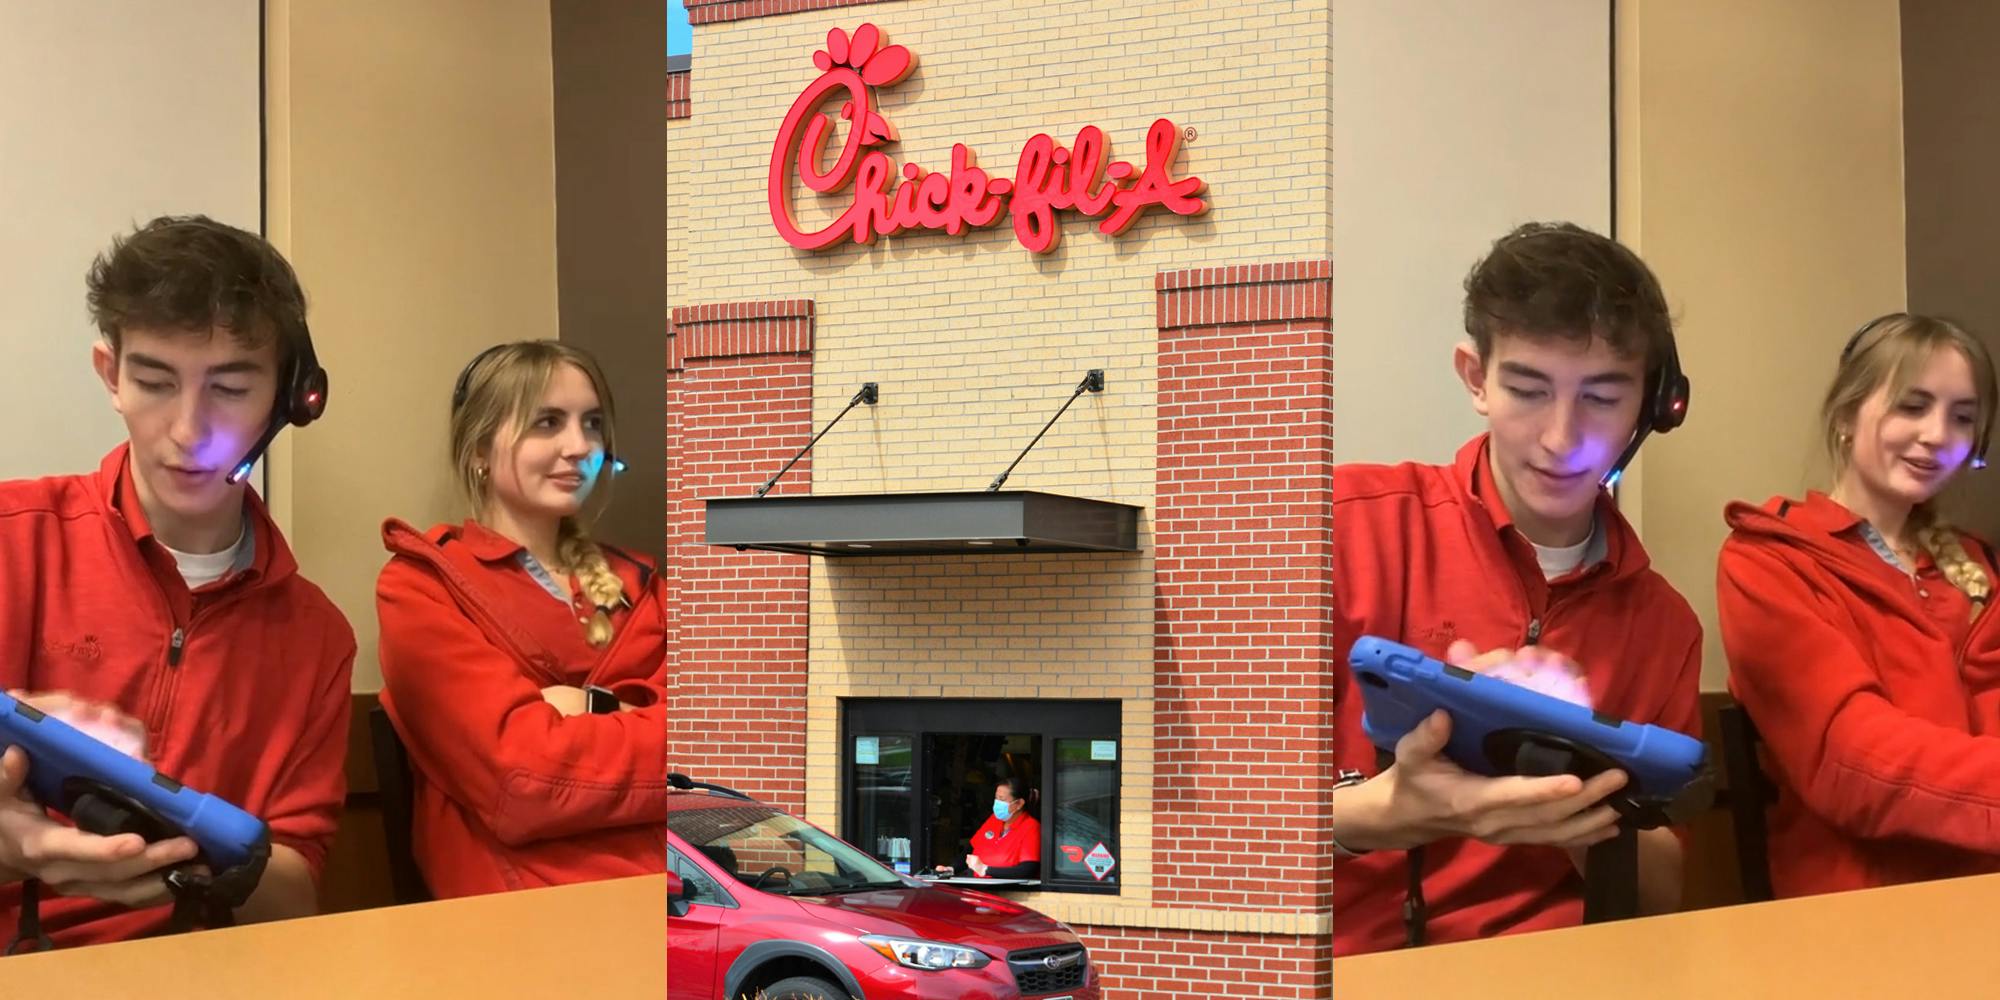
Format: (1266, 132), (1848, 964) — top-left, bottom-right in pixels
(992, 799), (1011, 821)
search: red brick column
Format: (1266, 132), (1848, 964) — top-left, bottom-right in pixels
(667, 69), (690, 121)
(666, 300), (815, 813)
(1083, 927), (1330, 1000)
(665, 323), (685, 714)
(1140, 260), (1336, 998)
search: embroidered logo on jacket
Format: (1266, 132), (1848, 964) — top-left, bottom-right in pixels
(41, 635), (103, 663)
(1414, 620), (1459, 646)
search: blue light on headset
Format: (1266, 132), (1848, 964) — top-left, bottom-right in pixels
(1603, 468), (1623, 489)
(613, 457), (627, 474)
(227, 461), (255, 485)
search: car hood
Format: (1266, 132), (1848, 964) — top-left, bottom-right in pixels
(789, 883), (1076, 956)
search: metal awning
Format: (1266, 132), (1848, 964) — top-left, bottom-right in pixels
(702, 490), (1141, 557)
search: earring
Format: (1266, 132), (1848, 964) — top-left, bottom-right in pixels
(476, 466), (490, 481)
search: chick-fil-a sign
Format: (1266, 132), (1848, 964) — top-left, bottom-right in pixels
(769, 24), (1209, 255)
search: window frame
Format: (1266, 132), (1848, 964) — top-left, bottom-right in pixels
(668, 845), (741, 910)
(842, 698), (1123, 895)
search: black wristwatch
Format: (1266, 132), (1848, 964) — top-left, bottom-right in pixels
(584, 685), (619, 715)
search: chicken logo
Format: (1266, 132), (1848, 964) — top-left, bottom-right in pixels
(768, 24), (1209, 255)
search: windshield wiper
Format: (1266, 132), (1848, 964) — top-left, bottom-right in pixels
(776, 880), (908, 897)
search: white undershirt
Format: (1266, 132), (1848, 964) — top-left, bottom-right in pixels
(162, 526), (250, 590)
(1531, 519), (1605, 580)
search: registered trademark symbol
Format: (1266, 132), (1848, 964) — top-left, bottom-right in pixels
(1183, 126), (1197, 143)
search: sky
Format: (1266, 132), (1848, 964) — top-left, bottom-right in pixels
(668, 0), (690, 56)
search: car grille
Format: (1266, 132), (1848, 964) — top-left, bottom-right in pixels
(1007, 945), (1089, 995)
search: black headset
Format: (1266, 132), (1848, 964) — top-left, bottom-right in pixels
(451, 342), (625, 474)
(1602, 333), (1690, 488)
(1839, 312), (1989, 470)
(452, 343), (511, 413)
(222, 253), (328, 489)
(1842, 313), (1889, 362)
(226, 330), (327, 485)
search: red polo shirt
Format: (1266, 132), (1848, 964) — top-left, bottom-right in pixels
(1719, 492), (2000, 897)
(0, 444), (355, 946)
(1332, 434), (1703, 956)
(970, 813), (1041, 872)
(375, 519), (669, 898)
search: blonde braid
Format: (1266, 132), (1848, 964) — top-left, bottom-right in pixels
(1912, 504), (1991, 616)
(557, 518), (627, 647)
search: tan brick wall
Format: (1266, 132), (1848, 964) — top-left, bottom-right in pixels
(667, 78), (689, 308)
(671, 0), (1331, 934)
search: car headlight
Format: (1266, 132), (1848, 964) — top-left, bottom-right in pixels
(860, 934), (991, 971)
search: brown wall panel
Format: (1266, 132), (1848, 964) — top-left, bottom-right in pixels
(552, 1), (668, 558)
(1904, 0), (2000, 539)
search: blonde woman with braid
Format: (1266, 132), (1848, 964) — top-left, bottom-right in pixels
(375, 340), (668, 898)
(1718, 313), (2000, 899)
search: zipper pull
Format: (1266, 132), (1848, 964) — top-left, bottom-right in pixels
(1524, 618), (1542, 645)
(168, 628), (185, 667)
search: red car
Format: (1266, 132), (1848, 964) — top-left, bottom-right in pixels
(668, 774), (1101, 1000)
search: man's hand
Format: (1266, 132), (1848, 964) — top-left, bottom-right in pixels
(0, 746), (197, 907)
(1445, 640), (1594, 709)
(1330, 709), (1627, 853)
(9, 690), (148, 759)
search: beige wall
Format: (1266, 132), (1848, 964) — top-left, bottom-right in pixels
(0, 2), (260, 481)
(267, 0), (559, 692)
(1616, 0), (1907, 689)
(1330, 0), (1614, 466)
(672, 0), (1331, 931)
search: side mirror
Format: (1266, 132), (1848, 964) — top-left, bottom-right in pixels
(667, 870), (690, 918)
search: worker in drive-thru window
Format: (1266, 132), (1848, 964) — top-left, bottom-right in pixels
(932, 779), (1041, 879)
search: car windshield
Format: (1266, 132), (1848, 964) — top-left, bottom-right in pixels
(669, 799), (907, 896)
